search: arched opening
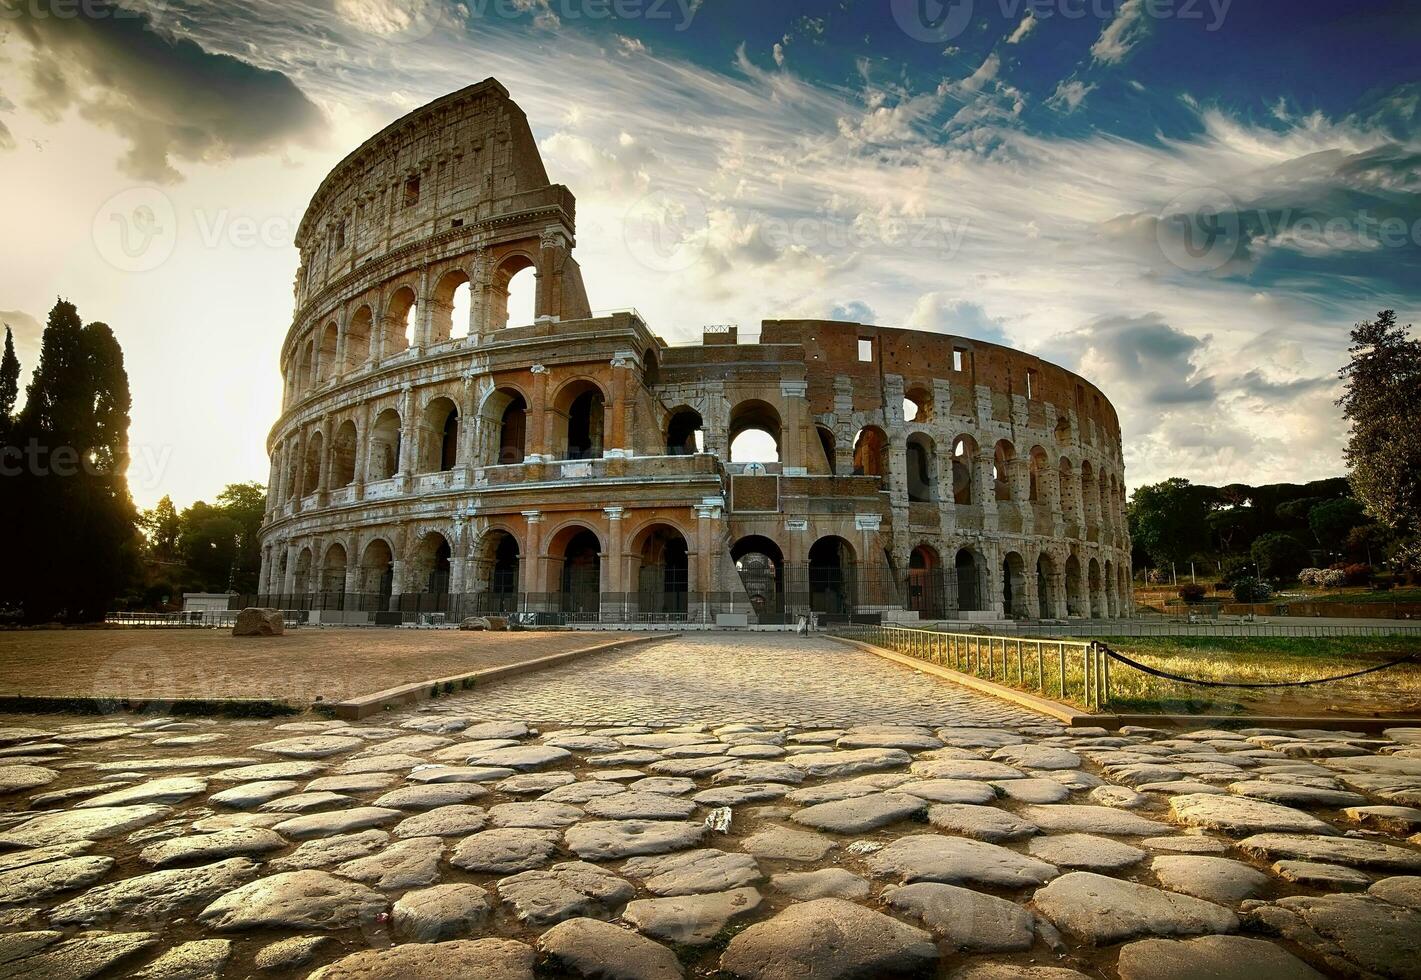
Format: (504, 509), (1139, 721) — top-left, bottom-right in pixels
(344, 306), (372, 372)
(420, 397), (460, 473)
(1036, 554), (1057, 618)
(1088, 557), (1104, 618)
(359, 539), (395, 599)
(297, 340), (315, 394)
(955, 548), (982, 612)
(302, 431), (323, 497)
(331, 420), (357, 487)
(952, 435), (978, 505)
(993, 440), (1016, 501)
(430, 270), (472, 344)
(808, 536), (855, 616)
(495, 254), (536, 330)
(555, 381), (605, 461)
(478, 530), (520, 612)
(1002, 552), (1028, 618)
(1054, 415), (1072, 444)
(852, 426), (888, 480)
(729, 400), (782, 464)
(816, 426), (837, 474)
(665, 408), (704, 456)
(643, 350), (661, 388)
(633, 524), (689, 618)
(1029, 446), (1048, 503)
(478, 387), (527, 466)
(321, 543), (347, 595)
(294, 548), (313, 595)
(907, 545), (944, 618)
(412, 533), (453, 596)
(368, 409), (402, 481)
(316, 322), (338, 383)
(906, 433), (936, 503)
(732, 535), (785, 623)
(555, 528), (602, 616)
(384, 286), (417, 356)
(903, 386), (932, 424)
(1065, 554), (1085, 617)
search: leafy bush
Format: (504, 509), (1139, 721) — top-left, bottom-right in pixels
(1146, 568), (1169, 585)
(1251, 532), (1311, 582)
(1300, 567), (1346, 588)
(1177, 583), (1207, 603)
(1220, 555), (1253, 587)
(1233, 577), (1274, 603)
(1343, 563), (1373, 586)
(1375, 574), (1395, 592)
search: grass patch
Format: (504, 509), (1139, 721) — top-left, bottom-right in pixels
(1286, 587), (1421, 605)
(1094, 634), (1421, 716)
(859, 630), (1421, 717)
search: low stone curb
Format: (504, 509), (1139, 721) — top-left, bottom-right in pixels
(834, 634), (1421, 733)
(330, 634), (677, 720)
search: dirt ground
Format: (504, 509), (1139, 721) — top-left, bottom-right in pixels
(0, 627), (646, 706)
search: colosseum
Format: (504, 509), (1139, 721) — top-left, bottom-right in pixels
(257, 79), (1134, 626)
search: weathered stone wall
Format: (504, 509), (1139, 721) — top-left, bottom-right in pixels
(259, 80), (1133, 622)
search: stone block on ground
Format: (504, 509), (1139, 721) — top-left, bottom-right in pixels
(233, 608), (284, 637)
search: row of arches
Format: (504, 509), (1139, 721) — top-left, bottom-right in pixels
(273, 380), (616, 504)
(272, 521), (694, 618)
(287, 260), (537, 404)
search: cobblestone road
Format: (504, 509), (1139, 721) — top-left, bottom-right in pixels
(0, 631), (1418, 979)
(426, 633), (1043, 728)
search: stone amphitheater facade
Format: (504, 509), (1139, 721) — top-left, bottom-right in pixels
(258, 79), (1133, 624)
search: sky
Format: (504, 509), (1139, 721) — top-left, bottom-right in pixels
(0, 0), (1417, 509)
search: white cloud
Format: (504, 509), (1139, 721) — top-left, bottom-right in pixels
(1048, 80), (1096, 113)
(1007, 12), (1037, 44)
(1092, 0), (1150, 64)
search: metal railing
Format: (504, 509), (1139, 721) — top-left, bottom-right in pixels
(958, 620), (1421, 640)
(834, 624), (1111, 710)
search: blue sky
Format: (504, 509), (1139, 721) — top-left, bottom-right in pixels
(0, 0), (1417, 506)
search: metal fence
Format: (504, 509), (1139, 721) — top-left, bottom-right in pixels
(953, 620), (1421, 640)
(834, 624), (1111, 709)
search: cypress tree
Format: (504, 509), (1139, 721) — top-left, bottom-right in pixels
(0, 326), (17, 431)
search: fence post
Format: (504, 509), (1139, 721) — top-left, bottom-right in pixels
(1101, 645), (1110, 706)
(1037, 642), (1044, 694)
(1058, 642), (1067, 700)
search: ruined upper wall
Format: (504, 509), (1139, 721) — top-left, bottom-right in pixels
(761, 319), (1122, 457)
(291, 79), (564, 306)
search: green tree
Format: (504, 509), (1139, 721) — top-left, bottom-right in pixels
(215, 481), (267, 593)
(1250, 532), (1311, 582)
(0, 325), (18, 432)
(8, 300), (139, 621)
(1128, 478), (1215, 569)
(138, 495), (182, 562)
(179, 501), (241, 592)
(1339, 310), (1421, 572)
(1308, 497), (1368, 552)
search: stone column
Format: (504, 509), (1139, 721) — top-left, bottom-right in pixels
(317, 415), (334, 501)
(780, 380), (808, 474)
(528, 365), (550, 461)
(608, 356), (632, 456)
(1022, 551), (1040, 620)
(396, 386), (415, 489)
(522, 511), (545, 608)
(282, 542), (299, 596)
(604, 507), (626, 620)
